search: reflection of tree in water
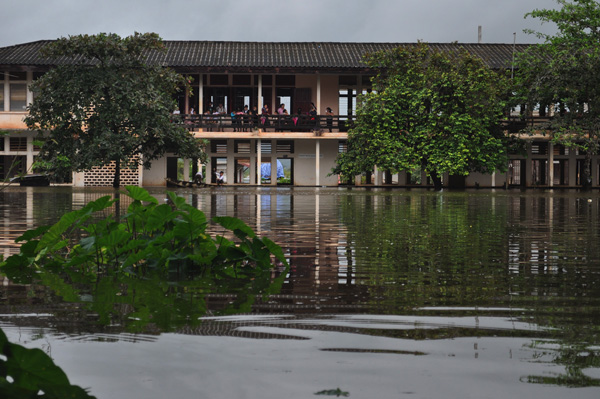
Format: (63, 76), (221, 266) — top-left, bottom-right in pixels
(338, 191), (600, 386)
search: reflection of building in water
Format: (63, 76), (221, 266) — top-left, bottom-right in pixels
(506, 194), (600, 297)
(199, 189), (366, 312)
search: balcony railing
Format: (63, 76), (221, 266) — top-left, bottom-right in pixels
(175, 114), (356, 133)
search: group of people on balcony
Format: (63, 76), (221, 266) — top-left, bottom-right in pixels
(176, 102), (336, 132)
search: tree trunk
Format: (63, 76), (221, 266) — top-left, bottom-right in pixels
(113, 159), (121, 189)
(430, 174), (443, 191)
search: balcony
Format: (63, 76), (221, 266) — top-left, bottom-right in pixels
(0, 112), (28, 130)
(178, 114), (354, 139)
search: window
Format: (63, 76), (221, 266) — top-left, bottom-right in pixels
(10, 84), (27, 111)
(10, 137), (27, 151)
(210, 140), (227, 154)
(232, 75), (251, 85)
(339, 76), (357, 86)
(9, 72), (27, 81)
(276, 140), (294, 153)
(235, 140), (251, 154)
(275, 75), (295, 86)
(257, 140), (271, 154)
(0, 83), (3, 111)
(338, 89), (357, 117)
(209, 74), (228, 85)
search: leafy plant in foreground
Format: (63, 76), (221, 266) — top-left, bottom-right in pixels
(0, 328), (95, 399)
(1, 186), (287, 282)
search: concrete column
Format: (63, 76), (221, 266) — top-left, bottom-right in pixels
(316, 75), (321, 113)
(548, 142), (554, 187)
(568, 147), (577, 186)
(183, 158), (190, 181)
(3, 73), (8, 111)
(26, 71), (33, 106)
(315, 140), (320, 186)
(271, 82), (276, 111)
(184, 86), (190, 114)
(207, 157), (213, 184)
(199, 74), (203, 114)
(226, 139), (235, 185)
(355, 175), (361, 186)
(258, 75), (263, 111)
(257, 139), (262, 186)
(271, 153), (277, 186)
(26, 135), (34, 173)
(249, 140), (256, 185)
(525, 142), (533, 187)
(374, 166), (383, 186)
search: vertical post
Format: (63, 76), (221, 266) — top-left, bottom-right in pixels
(26, 71), (33, 107)
(183, 158), (190, 182)
(315, 140), (320, 186)
(316, 74), (321, 113)
(249, 140), (256, 185)
(3, 72), (9, 111)
(257, 139), (262, 186)
(199, 73), (204, 114)
(548, 142), (554, 187)
(258, 75), (263, 111)
(184, 85), (190, 114)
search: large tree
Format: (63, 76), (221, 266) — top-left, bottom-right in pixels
(514, 0), (600, 188)
(25, 32), (205, 187)
(333, 43), (510, 190)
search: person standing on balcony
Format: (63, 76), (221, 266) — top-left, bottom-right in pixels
(250, 105), (259, 128)
(326, 107), (334, 132)
(309, 103), (318, 128)
(261, 104), (271, 127)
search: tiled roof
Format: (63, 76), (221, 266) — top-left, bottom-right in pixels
(0, 40), (530, 71)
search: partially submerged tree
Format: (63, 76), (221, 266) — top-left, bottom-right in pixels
(25, 32), (205, 187)
(514, 0), (600, 189)
(333, 43), (510, 190)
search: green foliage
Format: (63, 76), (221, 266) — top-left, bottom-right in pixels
(334, 43), (510, 189)
(25, 33), (206, 187)
(514, 0), (600, 187)
(0, 328), (95, 399)
(1, 187), (287, 281)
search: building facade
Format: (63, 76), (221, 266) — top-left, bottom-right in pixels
(0, 40), (593, 188)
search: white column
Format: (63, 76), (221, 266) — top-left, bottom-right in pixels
(257, 139), (262, 186)
(548, 142), (554, 187)
(199, 74), (204, 114)
(258, 75), (263, 111)
(3, 73), (8, 111)
(271, 154), (277, 186)
(26, 71), (33, 106)
(183, 158), (190, 181)
(26, 136), (34, 173)
(315, 140), (320, 186)
(316, 75), (321, 113)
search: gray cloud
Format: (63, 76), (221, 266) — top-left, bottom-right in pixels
(0, 0), (559, 47)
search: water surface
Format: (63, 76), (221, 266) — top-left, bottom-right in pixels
(1, 186), (599, 398)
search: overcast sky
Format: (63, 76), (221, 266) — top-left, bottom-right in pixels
(1, 0), (560, 47)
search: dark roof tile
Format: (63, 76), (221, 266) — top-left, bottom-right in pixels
(0, 40), (530, 70)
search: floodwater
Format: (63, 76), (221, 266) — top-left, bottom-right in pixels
(1, 186), (600, 398)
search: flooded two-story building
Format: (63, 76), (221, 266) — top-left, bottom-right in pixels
(0, 40), (593, 188)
